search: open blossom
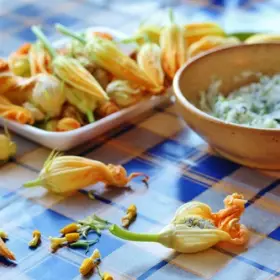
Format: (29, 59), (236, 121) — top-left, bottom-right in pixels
(109, 193), (249, 253)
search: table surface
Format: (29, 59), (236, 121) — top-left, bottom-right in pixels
(0, 0), (280, 279)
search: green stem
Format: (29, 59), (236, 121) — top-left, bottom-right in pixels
(168, 8), (174, 24)
(93, 215), (111, 225)
(226, 32), (258, 41)
(96, 265), (103, 279)
(86, 110), (95, 123)
(142, 33), (150, 44)
(3, 121), (10, 139)
(55, 24), (86, 44)
(31, 26), (56, 58)
(70, 239), (98, 248)
(121, 33), (146, 44)
(109, 224), (159, 242)
(121, 37), (139, 44)
(23, 178), (41, 188)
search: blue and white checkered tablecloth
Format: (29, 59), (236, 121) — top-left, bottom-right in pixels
(0, 0), (280, 279)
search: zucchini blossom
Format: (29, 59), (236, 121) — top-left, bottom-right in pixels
(23, 151), (149, 193)
(109, 194), (249, 253)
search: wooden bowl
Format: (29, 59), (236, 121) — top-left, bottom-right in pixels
(173, 43), (280, 170)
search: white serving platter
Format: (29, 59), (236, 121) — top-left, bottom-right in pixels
(0, 26), (171, 151)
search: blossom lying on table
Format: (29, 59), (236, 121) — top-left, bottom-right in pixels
(0, 125), (16, 163)
(108, 193), (249, 253)
(23, 151), (149, 193)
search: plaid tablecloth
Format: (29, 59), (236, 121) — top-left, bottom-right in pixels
(0, 0), (280, 279)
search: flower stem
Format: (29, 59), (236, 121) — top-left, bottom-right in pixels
(86, 110), (95, 123)
(23, 178), (41, 188)
(109, 224), (159, 242)
(93, 215), (111, 225)
(121, 35), (142, 44)
(168, 8), (174, 24)
(31, 26), (56, 58)
(226, 32), (257, 41)
(55, 24), (86, 44)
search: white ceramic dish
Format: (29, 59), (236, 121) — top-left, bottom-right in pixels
(0, 26), (171, 151)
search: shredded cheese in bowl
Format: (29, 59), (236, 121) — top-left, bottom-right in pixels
(200, 74), (280, 128)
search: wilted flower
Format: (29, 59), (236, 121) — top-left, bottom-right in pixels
(213, 193), (249, 245)
(23, 151), (149, 193)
